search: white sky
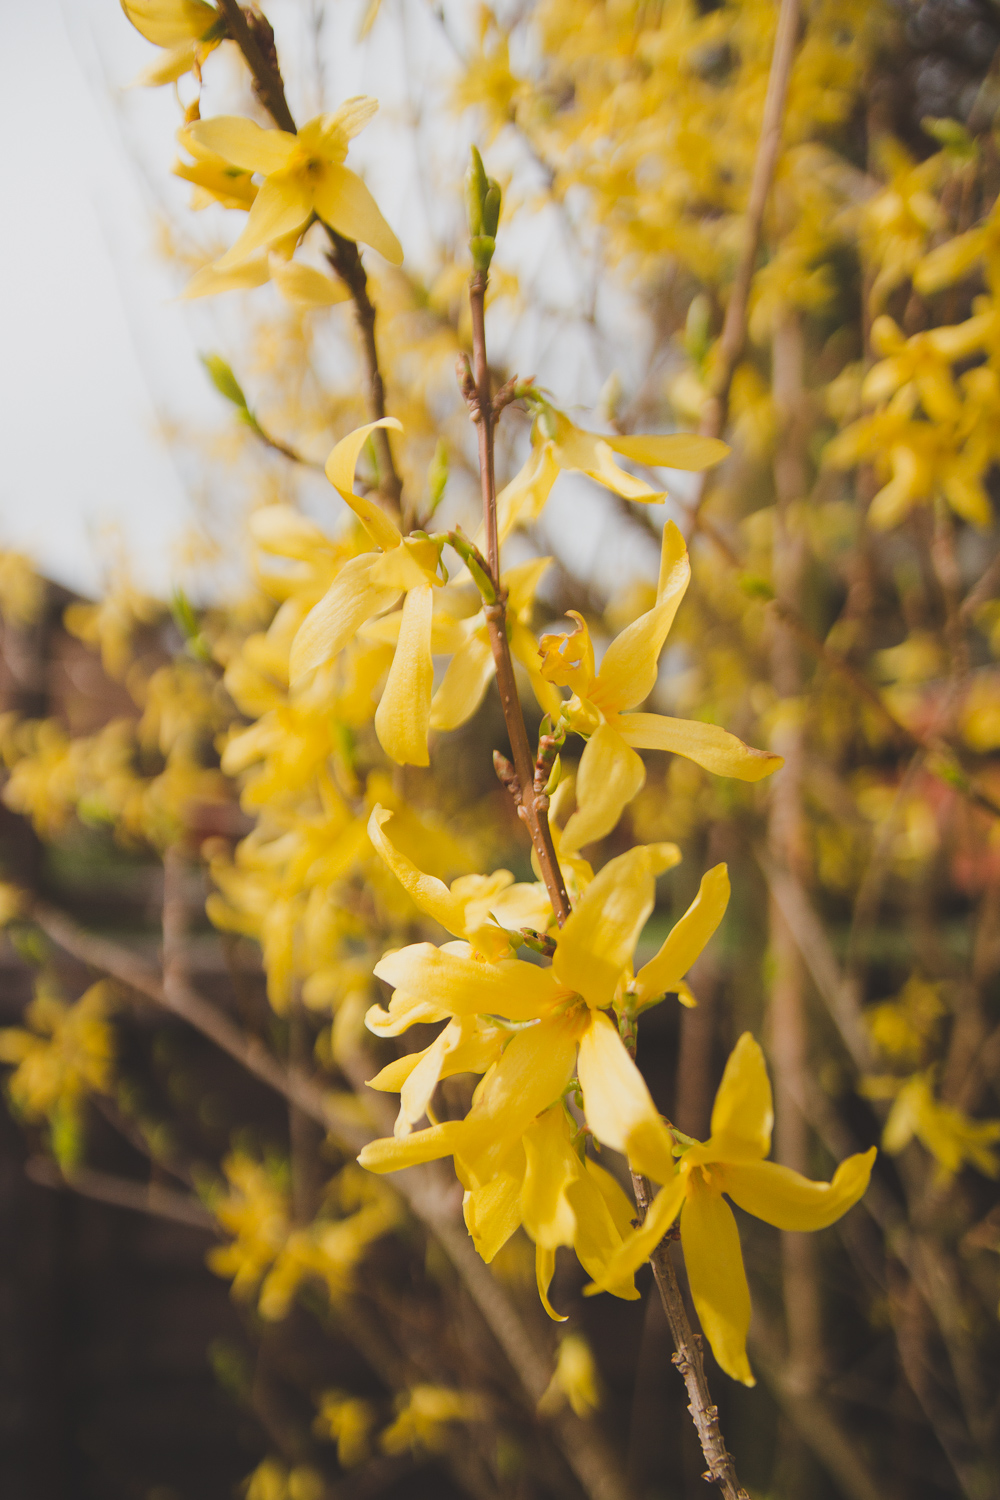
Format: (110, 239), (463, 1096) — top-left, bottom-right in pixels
(1, 0), (682, 602)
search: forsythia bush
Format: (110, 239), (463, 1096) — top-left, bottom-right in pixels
(1, 0), (999, 1496)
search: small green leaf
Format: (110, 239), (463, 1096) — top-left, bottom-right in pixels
(201, 353), (249, 411)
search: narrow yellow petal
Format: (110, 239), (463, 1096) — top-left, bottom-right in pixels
(188, 116), (299, 173)
(559, 723), (647, 856)
(430, 628), (494, 731)
(709, 1032), (773, 1160)
(521, 1108), (578, 1249)
(495, 443), (560, 542)
(290, 554), (399, 681)
(536, 1244), (567, 1321)
(269, 255), (352, 308)
(313, 164), (403, 265)
(133, 41), (199, 86)
(505, 556), (552, 620)
(357, 1120), (463, 1173)
(554, 846), (659, 1007)
(589, 521), (690, 713)
(464, 1144), (525, 1261)
(123, 0), (219, 47)
(633, 864), (730, 1006)
(913, 227), (986, 294)
(367, 805), (467, 934)
(584, 1174), (686, 1294)
(306, 97), (379, 151)
(618, 712), (783, 782)
(554, 428), (664, 502)
(566, 1162), (641, 1300)
(720, 1148), (876, 1231)
(576, 1013), (675, 1179)
(605, 434), (729, 471)
(680, 1180), (755, 1386)
(325, 420), (404, 551)
(375, 584), (434, 766)
(458, 1016), (581, 1186)
(181, 257), (271, 299)
(373, 943), (563, 1021)
(214, 174), (312, 268)
(510, 622), (565, 723)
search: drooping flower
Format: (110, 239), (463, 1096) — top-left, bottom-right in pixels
(587, 1034), (876, 1386)
(492, 401), (729, 542)
(538, 521), (782, 851)
(187, 101), (403, 270)
(358, 840), (732, 1312)
(289, 420), (447, 766)
(121, 0), (224, 86)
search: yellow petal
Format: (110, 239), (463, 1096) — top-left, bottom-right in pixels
(510, 622), (565, 722)
(633, 864), (730, 1007)
(188, 116), (299, 174)
(576, 1012), (675, 1179)
(554, 845), (661, 1007)
(365, 989), (449, 1036)
(269, 255), (351, 308)
(313, 164), (403, 265)
(495, 442), (560, 543)
(325, 420), (404, 551)
(538, 611), (595, 694)
(709, 1032), (773, 1160)
(554, 426), (665, 502)
(430, 627), (494, 731)
(464, 1143), (525, 1261)
(303, 97), (379, 152)
(123, 0), (219, 48)
(181, 256), (271, 299)
(133, 40), (200, 85)
(375, 584), (433, 766)
(566, 1162), (641, 1300)
(617, 712), (783, 781)
(605, 433), (729, 471)
(373, 942), (563, 1021)
(214, 174), (312, 268)
(458, 1016), (582, 1186)
(720, 1147), (876, 1231)
(358, 1119), (463, 1173)
(367, 805), (466, 934)
(680, 1179), (755, 1386)
(521, 1107), (578, 1248)
(589, 522), (690, 713)
(559, 723), (647, 855)
(536, 1244), (567, 1321)
(505, 556), (552, 620)
(290, 554), (399, 681)
(913, 227), (986, 294)
(584, 1174), (686, 1293)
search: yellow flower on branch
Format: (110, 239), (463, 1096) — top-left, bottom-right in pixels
(358, 841), (734, 1314)
(121, 0), (224, 86)
(492, 400), (729, 542)
(187, 100), (403, 270)
(379, 1386), (485, 1456)
(588, 1034), (876, 1386)
(290, 420), (446, 766)
(538, 522), (782, 851)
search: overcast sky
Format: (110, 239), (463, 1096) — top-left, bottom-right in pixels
(2, 0), (679, 605)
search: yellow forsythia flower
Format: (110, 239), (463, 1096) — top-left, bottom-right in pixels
(379, 1386), (485, 1456)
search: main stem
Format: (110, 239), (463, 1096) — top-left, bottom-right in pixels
(468, 271), (570, 925)
(468, 267), (749, 1500)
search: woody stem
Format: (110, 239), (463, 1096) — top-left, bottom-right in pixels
(215, 0), (403, 519)
(468, 270), (571, 925)
(468, 269), (748, 1497)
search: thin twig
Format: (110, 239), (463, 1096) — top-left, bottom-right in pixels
(26, 1156), (215, 1230)
(214, 0), (403, 515)
(688, 0), (802, 530)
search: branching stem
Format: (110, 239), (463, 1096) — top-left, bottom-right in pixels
(467, 263), (749, 1498)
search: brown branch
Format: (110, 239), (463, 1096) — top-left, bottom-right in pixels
(467, 259), (749, 1500)
(215, 0), (403, 517)
(467, 270), (571, 925)
(26, 1156), (215, 1230)
(688, 0), (802, 527)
